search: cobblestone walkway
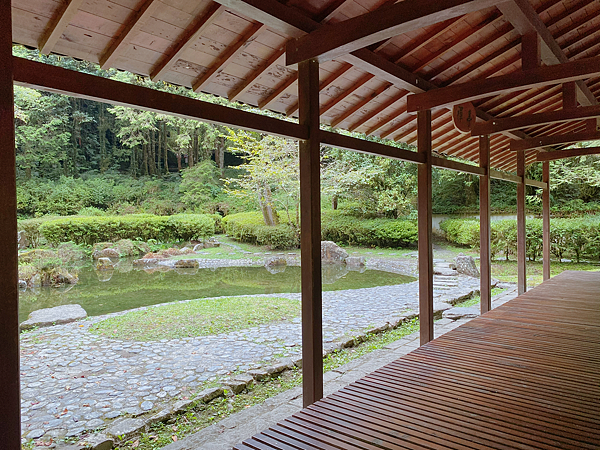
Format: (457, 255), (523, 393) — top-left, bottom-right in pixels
(20, 269), (479, 442)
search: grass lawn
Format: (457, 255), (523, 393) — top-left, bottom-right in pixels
(89, 296), (300, 341)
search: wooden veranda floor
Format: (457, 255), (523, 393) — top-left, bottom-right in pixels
(234, 270), (600, 450)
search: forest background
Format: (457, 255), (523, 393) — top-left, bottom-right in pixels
(13, 47), (600, 223)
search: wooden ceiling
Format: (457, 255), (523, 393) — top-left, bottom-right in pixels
(11, 0), (600, 171)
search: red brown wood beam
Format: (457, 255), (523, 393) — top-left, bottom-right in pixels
(366, 105), (409, 136)
(39, 0), (86, 54)
(480, 84), (559, 117)
(298, 58), (323, 407)
(511, 128), (600, 151)
(194, 23), (267, 93)
(229, 47), (285, 102)
(348, 90), (406, 132)
(536, 146), (600, 161)
(417, 109), (434, 346)
(555, 3), (600, 42)
(285, 0), (501, 64)
(497, 0), (598, 106)
(100, 0), (162, 69)
(151, 3), (225, 82)
(560, 22), (600, 55)
(432, 156), (485, 175)
(392, 18), (462, 63)
(542, 161), (550, 281)
(479, 134), (491, 313)
(516, 148), (527, 295)
(383, 116), (416, 140)
(0, 0), (21, 446)
(320, 74), (374, 116)
(407, 54), (600, 112)
(259, 74), (298, 110)
(472, 104), (600, 135)
(331, 82), (393, 127)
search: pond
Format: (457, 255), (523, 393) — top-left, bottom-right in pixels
(18, 261), (415, 323)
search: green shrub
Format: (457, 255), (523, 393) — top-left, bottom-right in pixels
(17, 216), (61, 247)
(440, 216), (600, 262)
(222, 212), (299, 249)
(39, 214), (215, 245)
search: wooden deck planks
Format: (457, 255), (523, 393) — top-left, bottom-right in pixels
(235, 270), (600, 450)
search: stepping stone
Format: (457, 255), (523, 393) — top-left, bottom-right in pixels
(20, 305), (87, 331)
(443, 306), (480, 320)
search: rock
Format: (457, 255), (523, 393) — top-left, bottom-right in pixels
(345, 256), (365, 267)
(80, 433), (113, 450)
(19, 249), (57, 264)
(171, 399), (195, 414)
(265, 256), (287, 267)
(173, 259), (199, 269)
(105, 418), (146, 440)
(193, 243), (204, 252)
(434, 266), (456, 276)
(140, 401), (153, 411)
(179, 247), (195, 255)
(203, 238), (220, 248)
(18, 230), (29, 250)
(132, 258), (161, 267)
(96, 257), (114, 270)
(18, 280), (27, 291)
(101, 248), (120, 258)
(223, 380), (246, 395)
(321, 241), (348, 264)
(27, 428), (45, 439)
(197, 387), (223, 403)
(443, 306), (480, 320)
(454, 253), (480, 277)
(29, 273), (41, 288)
(20, 304), (87, 330)
(95, 269), (114, 282)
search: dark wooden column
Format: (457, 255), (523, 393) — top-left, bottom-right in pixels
(542, 161), (550, 281)
(516, 150), (527, 295)
(417, 110), (433, 345)
(479, 135), (491, 313)
(0, 1), (21, 447)
(298, 58), (323, 407)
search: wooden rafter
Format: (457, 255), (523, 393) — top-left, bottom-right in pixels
(285, 0), (500, 64)
(193, 23), (267, 93)
(99, 0), (162, 70)
(228, 48), (285, 102)
(510, 129), (600, 151)
(348, 91), (406, 132)
(313, 0), (352, 23)
(536, 146), (600, 161)
(472, 104), (600, 135)
(150, 3), (225, 82)
(407, 54), (600, 112)
(497, 0), (598, 106)
(331, 83), (393, 127)
(39, 0), (86, 54)
(320, 74), (374, 116)
(392, 18), (462, 63)
(259, 74), (298, 110)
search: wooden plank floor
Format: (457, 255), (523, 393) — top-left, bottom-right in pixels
(234, 271), (600, 450)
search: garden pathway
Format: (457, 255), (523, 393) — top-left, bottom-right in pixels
(19, 265), (480, 443)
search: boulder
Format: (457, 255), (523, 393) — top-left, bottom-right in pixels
(265, 256), (287, 267)
(321, 241), (348, 264)
(203, 238), (221, 248)
(20, 304), (87, 330)
(454, 253), (480, 277)
(18, 230), (29, 250)
(443, 306), (480, 320)
(18, 280), (27, 291)
(173, 259), (200, 269)
(96, 257), (114, 270)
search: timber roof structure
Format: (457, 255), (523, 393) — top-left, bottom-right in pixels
(10, 0), (600, 171)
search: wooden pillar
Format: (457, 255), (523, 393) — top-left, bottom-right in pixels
(0, 1), (21, 447)
(298, 59), (323, 407)
(516, 150), (527, 295)
(479, 135), (491, 313)
(417, 110), (433, 345)
(542, 161), (551, 281)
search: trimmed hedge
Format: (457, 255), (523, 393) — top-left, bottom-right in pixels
(222, 211), (418, 249)
(38, 214), (215, 245)
(440, 217), (600, 262)
(222, 212), (299, 249)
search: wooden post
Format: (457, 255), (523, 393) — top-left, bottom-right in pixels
(479, 135), (491, 313)
(516, 150), (527, 295)
(298, 59), (323, 407)
(417, 110), (433, 345)
(542, 161), (550, 281)
(0, 0), (21, 447)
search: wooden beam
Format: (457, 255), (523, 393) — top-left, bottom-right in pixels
(298, 59), (323, 407)
(285, 0), (500, 65)
(490, 168), (521, 183)
(471, 104), (600, 136)
(229, 47), (284, 102)
(479, 135), (491, 313)
(511, 129), (600, 151)
(417, 109), (433, 346)
(259, 74), (298, 110)
(431, 157), (485, 175)
(516, 150), (527, 295)
(151, 3), (225, 82)
(331, 83), (392, 128)
(348, 91), (406, 132)
(521, 31), (540, 71)
(321, 132), (425, 164)
(407, 55), (600, 112)
(320, 74), (374, 116)
(497, 0), (598, 106)
(39, 0), (86, 54)
(194, 23), (267, 92)
(100, 0), (162, 70)
(563, 82), (577, 109)
(13, 57), (308, 140)
(536, 146), (600, 161)
(0, 0), (21, 446)
(542, 161), (550, 281)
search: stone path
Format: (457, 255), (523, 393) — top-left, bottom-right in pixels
(162, 288), (519, 450)
(19, 261), (480, 444)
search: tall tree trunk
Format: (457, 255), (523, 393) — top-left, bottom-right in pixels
(157, 122), (162, 174)
(149, 130), (156, 175)
(261, 183), (278, 226)
(163, 122), (169, 174)
(177, 153), (182, 171)
(143, 141), (149, 176)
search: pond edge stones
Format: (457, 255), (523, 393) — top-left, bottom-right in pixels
(20, 304), (87, 331)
